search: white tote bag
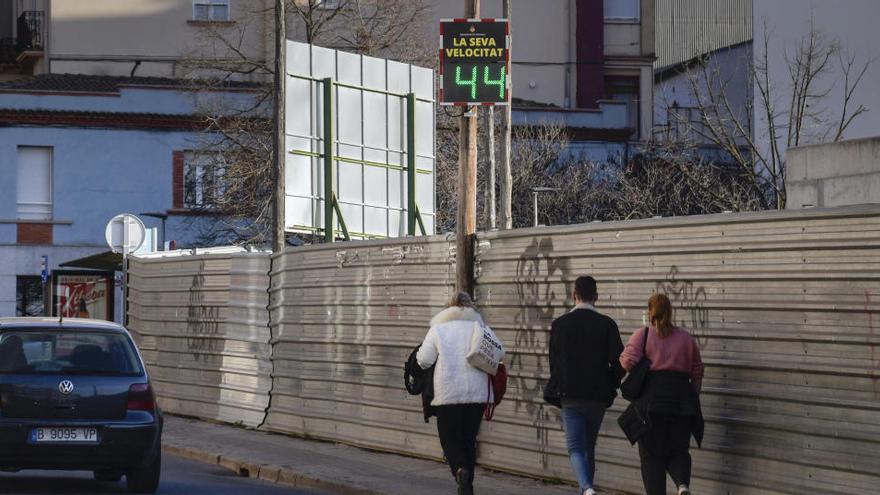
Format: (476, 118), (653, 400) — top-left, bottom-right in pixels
(466, 321), (506, 375)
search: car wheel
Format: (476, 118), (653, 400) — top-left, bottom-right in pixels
(126, 451), (161, 493)
(94, 470), (123, 482)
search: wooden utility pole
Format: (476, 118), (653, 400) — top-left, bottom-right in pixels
(272, 0), (286, 253)
(499, 0), (513, 230)
(486, 108), (496, 230)
(456, 0), (479, 294)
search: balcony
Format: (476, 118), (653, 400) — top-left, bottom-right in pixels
(1, 11), (45, 68)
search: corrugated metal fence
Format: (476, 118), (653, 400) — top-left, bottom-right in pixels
(473, 206), (880, 494)
(262, 235), (456, 458)
(128, 249), (272, 427)
(128, 206), (880, 494)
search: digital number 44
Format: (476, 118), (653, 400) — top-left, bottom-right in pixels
(455, 65), (506, 100)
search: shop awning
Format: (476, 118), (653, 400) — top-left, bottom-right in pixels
(59, 251), (123, 272)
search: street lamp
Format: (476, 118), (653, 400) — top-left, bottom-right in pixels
(140, 212), (168, 251)
(531, 187), (559, 227)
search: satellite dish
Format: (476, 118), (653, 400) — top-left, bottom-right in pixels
(105, 213), (146, 255)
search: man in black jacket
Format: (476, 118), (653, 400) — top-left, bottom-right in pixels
(546, 276), (625, 495)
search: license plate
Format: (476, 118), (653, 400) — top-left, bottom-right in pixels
(30, 427), (99, 443)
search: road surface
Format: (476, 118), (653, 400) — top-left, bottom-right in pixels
(0, 454), (323, 494)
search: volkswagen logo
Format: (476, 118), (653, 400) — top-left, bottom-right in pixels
(58, 380), (74, 395)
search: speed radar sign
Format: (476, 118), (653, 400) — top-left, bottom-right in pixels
(440, 19), (510, 105)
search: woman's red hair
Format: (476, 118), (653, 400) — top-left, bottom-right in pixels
(648, 293), (674, 338)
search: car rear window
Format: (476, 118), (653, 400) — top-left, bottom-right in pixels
(0, 330), (142, 376)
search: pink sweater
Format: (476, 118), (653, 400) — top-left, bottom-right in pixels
(620, 326), (704, 392)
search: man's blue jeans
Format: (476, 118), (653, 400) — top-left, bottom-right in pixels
(561, 400), (607, 492)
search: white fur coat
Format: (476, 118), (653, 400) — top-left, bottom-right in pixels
(417, 306), (495, 406)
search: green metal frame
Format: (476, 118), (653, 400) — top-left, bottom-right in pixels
(406, 93), (417, 236)
(312, 78), (427, 242)
(323, 77), (335, 242)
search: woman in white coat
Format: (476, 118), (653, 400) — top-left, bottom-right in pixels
(417, 292), (494, 495)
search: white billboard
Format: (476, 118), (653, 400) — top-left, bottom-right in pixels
(284, 41), (435, 239)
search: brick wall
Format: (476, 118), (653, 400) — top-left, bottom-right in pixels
(17, 223), (53, 244)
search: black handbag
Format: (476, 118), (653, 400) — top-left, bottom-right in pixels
(617, 402), (651, 444)
(620, 327), (651, 401)
(404, 345), (427, 395)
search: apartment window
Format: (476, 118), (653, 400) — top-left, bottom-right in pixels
(184, 152), (226, 209)
(604, 0), (640, 21)
(605, 76), (640, 139)
(16, 146), (52, 220)
(16, 276), (44, 317)
(193, 0), (230, 22)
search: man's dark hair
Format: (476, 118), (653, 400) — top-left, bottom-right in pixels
(574, 276), (598, 301)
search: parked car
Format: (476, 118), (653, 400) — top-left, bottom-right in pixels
(0, 317), (162, 493)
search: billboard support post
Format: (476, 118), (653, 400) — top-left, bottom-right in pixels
(272, 0), (286, 252)
(407, 93), (417, 236)
(323, 77), (335, 243)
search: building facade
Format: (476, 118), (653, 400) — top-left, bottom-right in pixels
(753, 0), (880, 165)
(0, 75), (262, 319)
(287, 0), (656, 147)
(1, 0), (272, 80)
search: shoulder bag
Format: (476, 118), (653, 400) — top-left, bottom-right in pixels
(620, 327), (652, 401)
(466, 321), (505, 375)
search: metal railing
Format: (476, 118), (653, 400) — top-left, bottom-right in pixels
(16, 10), (45, 51)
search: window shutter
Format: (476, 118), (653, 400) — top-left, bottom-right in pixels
(16, 146), (53, 220)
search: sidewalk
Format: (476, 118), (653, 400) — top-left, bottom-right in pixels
(162, 415), (577, 495)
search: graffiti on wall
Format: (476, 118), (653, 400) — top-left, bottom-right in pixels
(656, 266), (710, 348)
(511, 237), (570, 468)
(186, 261), (222, 361)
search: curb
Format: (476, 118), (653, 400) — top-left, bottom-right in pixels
(162, 444), (382, 495)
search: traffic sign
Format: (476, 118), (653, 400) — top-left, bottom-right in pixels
(105, 213), (146, 255)
(440, 19), (509, 106)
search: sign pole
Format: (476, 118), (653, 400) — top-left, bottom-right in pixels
(456, 0), (480, 295)
(486, 107), (496, 230)
(122, 215), (128, 325)
(499, 0), (513, 230)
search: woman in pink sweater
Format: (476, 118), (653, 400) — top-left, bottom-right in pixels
(620, 294), (704, 495)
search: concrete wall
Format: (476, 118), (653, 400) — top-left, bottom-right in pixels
(786, 137), (880, 209)
(130, 205), (880, 494)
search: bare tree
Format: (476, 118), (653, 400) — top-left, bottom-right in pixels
(289, 0), (353, 44)
(660, 20), (872, 210)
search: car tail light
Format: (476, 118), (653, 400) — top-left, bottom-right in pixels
(127, 383), (155, 411)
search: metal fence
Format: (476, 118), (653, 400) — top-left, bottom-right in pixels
(127, 249), (272, 427)
(127, 206), (880, 494)
(474, 205), (880, 494)
(262, 235), (456, 458)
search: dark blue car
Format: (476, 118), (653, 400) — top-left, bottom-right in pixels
(0, 318), (162, 493)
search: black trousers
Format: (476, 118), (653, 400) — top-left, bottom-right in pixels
(435, 403), (485, 479)
(637, 413), (693, 495)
